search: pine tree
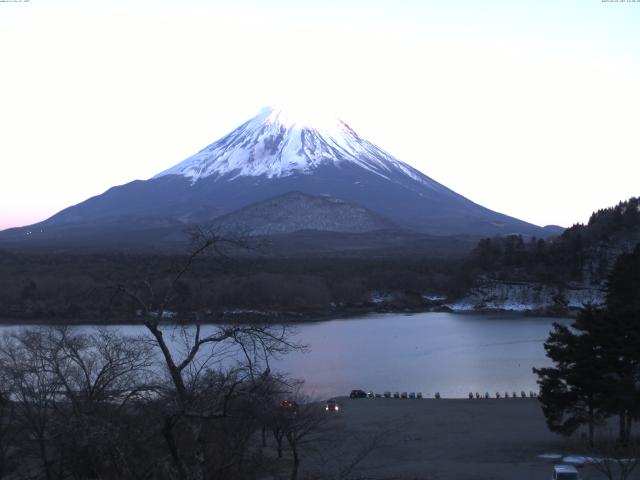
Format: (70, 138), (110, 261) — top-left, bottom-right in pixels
(534, 306), (608, 446)
(601, 245), (640, 444)
(534, 244), (640, 445)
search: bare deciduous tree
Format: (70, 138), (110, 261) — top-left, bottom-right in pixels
(282, 400), (330, 480)
(0, 230), (307, 480)
(0, 330), (62, 480)
(0, 389), (14, 479)
(0, 327), (162, 480)
(110, 228), (305, 479)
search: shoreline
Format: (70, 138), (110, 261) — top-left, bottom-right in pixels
(0, 307), (578, 326)
(0, 306), (575, 326)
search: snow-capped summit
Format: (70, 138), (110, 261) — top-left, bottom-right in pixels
(154, 105), (434, 188)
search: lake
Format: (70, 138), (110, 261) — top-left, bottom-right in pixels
(0, 312), (569, 399)
(280, 312), (569, 399)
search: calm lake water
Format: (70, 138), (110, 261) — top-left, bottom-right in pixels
(0, 312), (569, 399)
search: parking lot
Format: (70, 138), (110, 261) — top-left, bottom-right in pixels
(321, 397), (612, 480)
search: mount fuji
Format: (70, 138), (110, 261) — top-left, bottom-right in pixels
(0, 106), (562, 252)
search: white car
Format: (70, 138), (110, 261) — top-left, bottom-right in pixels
(552, 464), (580, 480)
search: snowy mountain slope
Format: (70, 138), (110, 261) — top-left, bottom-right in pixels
(154, 106), (443, 191)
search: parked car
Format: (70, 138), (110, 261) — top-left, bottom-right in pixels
(375, 393), (382, 398)
(350, 389), (367, 399)
(409, 392), (416, 399)
(383, 391), (391, 398)
(417, 392), (423, 399)
(280, 400), (298, 414)
(401, 392), (408, 399)
(393, 392), (400, 399)
(552, 464), (580, 480)
(325, 399), (340, 412)
(366, 391), (374, 398)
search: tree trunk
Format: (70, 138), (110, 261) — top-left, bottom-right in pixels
(38, 436), (52, 480)
(273, 431), (283, 458)
(162, 415), (187, 480)
(619, 413), (625, 445)
(194, 421), (206, 480)
(588, 403), (595, 447)
(146, 324), (187, 407)
(56, 448), (65, 480)
(618, 411), (633, 446)
(290, 446), (299, 480)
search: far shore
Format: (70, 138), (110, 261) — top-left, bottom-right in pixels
(0, 305), (575, 326)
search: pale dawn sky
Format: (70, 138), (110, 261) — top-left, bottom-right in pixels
(1, 0), (639, 230)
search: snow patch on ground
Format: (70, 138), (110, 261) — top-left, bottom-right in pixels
(562, 455), (594, 466)
(369, 291), (394, 304)
(422, 294), (447, 302)
(536, 453), (563, 460)
(447, 282), (605, 312)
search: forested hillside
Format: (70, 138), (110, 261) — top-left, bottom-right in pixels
(0, 253), (464, 322)
(464, 197), (640, 286)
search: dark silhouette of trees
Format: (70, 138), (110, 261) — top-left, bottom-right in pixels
(464, 197), (640, 286)
(0, 231), (317, 480)
(0, 388), (14, 479)
(284, 402), (325, 480)
(0, 327), (158, 480)
(601, 245), (640, 445)
(0, 249), (469, 322)
(0, 325), (366, 480)
(534, 244), (640, 446)
(533, 306), (608, 446)
(109, 228), (306, 479)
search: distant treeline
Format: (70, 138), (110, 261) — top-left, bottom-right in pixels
(1, 197), (638, 322)
(0, 252), (468, 322)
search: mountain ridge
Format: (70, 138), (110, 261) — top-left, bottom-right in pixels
(0, 106), (563, 250)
